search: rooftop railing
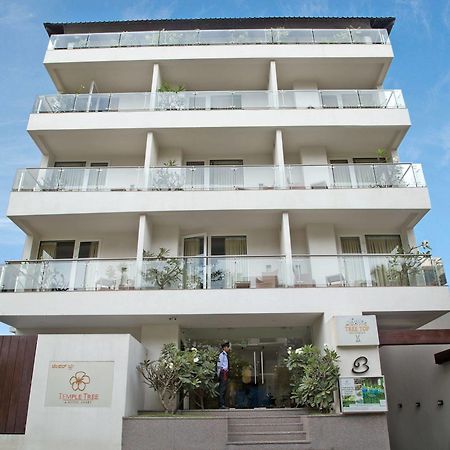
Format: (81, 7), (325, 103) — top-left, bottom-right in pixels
(12, 163), (425, 192)
(32, 89), (405, 114)
(0, 254), (445, 293)
(48, 28), (389, 50)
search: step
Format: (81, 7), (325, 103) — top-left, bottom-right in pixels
(229, 422), (304, 433)
(226, 440), (311, 449)
(228, 431), (308, 443)
(228, 417), (303, 426)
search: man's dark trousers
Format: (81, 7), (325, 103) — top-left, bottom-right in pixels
(219, 370), (228, 408)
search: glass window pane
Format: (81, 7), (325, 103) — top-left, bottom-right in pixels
(78, 241), (99, 258)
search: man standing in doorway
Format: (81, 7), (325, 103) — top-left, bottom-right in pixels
(217, 342), (230, 409)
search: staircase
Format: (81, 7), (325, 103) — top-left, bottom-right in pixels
(225, 409), (310, 449)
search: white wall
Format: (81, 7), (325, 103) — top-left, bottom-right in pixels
(380, 344), (450, 450)
(8, 334), (146, 450)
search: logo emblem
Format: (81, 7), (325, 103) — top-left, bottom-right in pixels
(69, 371), (91, 391)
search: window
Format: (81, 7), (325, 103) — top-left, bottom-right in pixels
(365, 235), (402, 254)
(340, 237), (362, 254)
(38, 241), (75, 259)
(78, 241), (99, 258)
(211, 236), (247, 256)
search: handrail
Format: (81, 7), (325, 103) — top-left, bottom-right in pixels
(31, 89), (406, 114)
(12, 163), (425, 192)
(48, 28), (390, 50)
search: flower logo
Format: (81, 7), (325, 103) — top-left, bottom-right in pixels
(69, 371), (91, 391)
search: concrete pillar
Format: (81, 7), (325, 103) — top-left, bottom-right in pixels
(299, 146), (329, 188)
(273, 130), (286, 188)
(280, 212), (294, 286)
(268, 60), (279, 108)
(305, 224), (340, 286)
(150, 63), (161, 110)
(141, 324), (180, 410)
(144, 132), (158, 189)
(136, 215), (152, 288)
(22, 235), (34, 259)
(293, 81), (320, 108)
(401, 228), (416, 251)
(390, 148), (399, 163)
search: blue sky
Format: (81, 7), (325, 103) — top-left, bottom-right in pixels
(0, 0), (449, 334)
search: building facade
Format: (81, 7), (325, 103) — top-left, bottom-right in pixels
(0, 16), (449, 450)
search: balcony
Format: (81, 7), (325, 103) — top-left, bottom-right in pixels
(0, 254), (445, 293)
(48, 28), (389, 50)
(32, 89), (405, 114)
(12, 163), (426, 192)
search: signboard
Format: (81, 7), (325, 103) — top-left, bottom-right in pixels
(45, 361), (114, 407)
(339, 376), (387, 413)
(335, 315), (379, 346)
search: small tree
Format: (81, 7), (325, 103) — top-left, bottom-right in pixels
(387, 241), (431, 286)
(185, 345), (219, 409)
(142, 248), (183, 289)
(137, 343), (199, 413)
(137, 343), (219, 412)
(286, 345), (340, 413)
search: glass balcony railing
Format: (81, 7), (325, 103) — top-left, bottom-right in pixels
(12, 164), (426, 192)
(32, 89), (405, 114)
(0, 254), (446, 293)
(48, 28), (389, 50)
(291, 254), (446, 288)
(286, 163), (426, 189)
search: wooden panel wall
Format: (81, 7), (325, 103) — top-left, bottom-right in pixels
(0, 335), (38, 434)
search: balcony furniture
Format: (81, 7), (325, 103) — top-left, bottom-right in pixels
(234, 281), (251, 288)
(256, 273), (279, 288)
(326, 274), (346, 287)
(95, 278), (117, 290)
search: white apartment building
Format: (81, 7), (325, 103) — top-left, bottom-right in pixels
(0, 16), (449, 450)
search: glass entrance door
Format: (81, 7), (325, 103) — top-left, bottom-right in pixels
(229, 342), (291, 408)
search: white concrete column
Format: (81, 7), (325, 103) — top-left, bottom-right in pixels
(305, 224), (340, 286)
(136, 215), (152, 288)
(293, 80), (320, 108)
(150, 63), (161, 110)
(22, 235), (34, 259)
(273, 130), (287, 188)
(268, 60), (279, 108)
(141, 324), (180, 410)
(390, 148), (399, 163)
(299, 146), (329, 188)
(280, 212), (294, 286)
(144, 132), (159, 189)
(401, 228), (417, 251)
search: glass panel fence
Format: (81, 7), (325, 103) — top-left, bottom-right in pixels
(350, 29), (388, 44)
(272, 29), (314, 44)
(13, 164), (425, 192)
(87, 33), (121, 48)
(0, 255), (445, 292)
(32, 90), (405, 113)
(313, 29), (352, 44)
(74, 259), (136, 290)
(50, 34), (89, 49)
(49, 28), (390, 49)
(119, 31), (159, 47)
(291, 255), (445, 288)
(12, 168), (145, 192)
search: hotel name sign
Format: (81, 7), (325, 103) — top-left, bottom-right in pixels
(335, 315), (379, 346)
(45, 361), (114, 407)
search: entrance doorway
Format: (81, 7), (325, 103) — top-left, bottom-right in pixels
(182, 327), (311, 409)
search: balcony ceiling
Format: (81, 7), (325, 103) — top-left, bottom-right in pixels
(46, 57), (390, 93)
(29, 126), (407, 161)
(10, 209), (426, 239)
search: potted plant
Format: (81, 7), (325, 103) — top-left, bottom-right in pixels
(142, 248), (183, 289)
